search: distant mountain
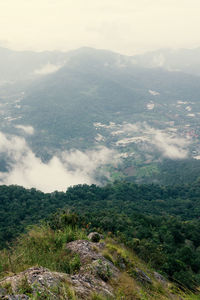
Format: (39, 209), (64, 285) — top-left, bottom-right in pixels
(132, 47), (200, 76)
(1, 46), (200, 86)
(0, 46), (67, 84)
(13, 48), (200, 149)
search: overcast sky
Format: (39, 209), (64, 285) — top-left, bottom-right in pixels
(0, 0), (200, 55)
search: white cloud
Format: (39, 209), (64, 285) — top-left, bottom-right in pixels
(149, 128), (189, 159)
(0, 132), (119, 192)
(34, 63), (62, 75)
(149, 90), (160, 96)
(152, 54), (165, 67)
(116, 136), (148, 146)
(0, 132), (27, 161)
(15, 125), (34, 135)
(121, 123), (140, 133)
(111, 122), (190, 159)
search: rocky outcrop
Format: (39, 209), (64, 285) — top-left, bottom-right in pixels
(68, 273), (113, 299)
(66, 240), (101, 264)
(0, 238), (176, 299)
(0, 267), (69, 299)
(0, 267), (67, 292)
(0, 240), (119, 299)
(66, 240), (119, 298)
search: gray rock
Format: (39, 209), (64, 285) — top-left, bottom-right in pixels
(154, 271), (167, 286)
(88, 232), (101, 243)
(66, 240), (102, 264)
(1, 240), (121, 299)
(0, 267), (69, 298)
(66, 240), (118, 276)
(135, 268), (152, 284)
(98, 242), (106, 251)
(69, 273), (114, 299)
(66, 239), (120, 298)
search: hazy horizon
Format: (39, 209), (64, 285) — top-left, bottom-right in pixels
(0, 0), (200, 55)
(1, 44), (200, 56)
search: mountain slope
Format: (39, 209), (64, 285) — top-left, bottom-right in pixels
(132, 47), (200, 76)
(0, 47), (67, 83)
(12, 48), (200, 152)
(0, 211), (198, 299)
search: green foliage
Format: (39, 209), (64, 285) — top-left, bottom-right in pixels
(104, 242), (132, 270)
(17, 276), (33, 295)
(185, 295), (200, 300)
(157, 159), (200, 185)
(0, 281), (12, 295)
(47, 281), (78, 300)
(96, 259), (112, 282)
(91, 294), (112, 300)
(102, 251), (114, 264)
(48, 209), (80, 230)
(0, 182), (200, 290)
(0, 213), (87, 276)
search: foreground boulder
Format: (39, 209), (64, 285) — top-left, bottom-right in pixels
(87, 232), (101, 243)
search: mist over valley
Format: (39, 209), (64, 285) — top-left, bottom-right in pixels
(0, 47), (200, 190)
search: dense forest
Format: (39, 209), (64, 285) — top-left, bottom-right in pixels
(156, 159), (200, 185)
(121, 158), (200, 186)
(0, 181), (200, 289)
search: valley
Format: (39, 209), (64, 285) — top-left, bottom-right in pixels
(0, 48), (200, 187)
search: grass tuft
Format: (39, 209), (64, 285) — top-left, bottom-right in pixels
(0, 223), (87, 277)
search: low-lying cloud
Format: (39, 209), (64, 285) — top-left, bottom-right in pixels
(34, 63), (62, 75)
(111, 122), (190, 159)
(15, 125), (34, 135)
(147, 126), (189, 159)
(0, 132), (119, 192)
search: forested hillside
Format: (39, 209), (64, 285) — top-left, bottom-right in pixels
(1, 182), (200, 289)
